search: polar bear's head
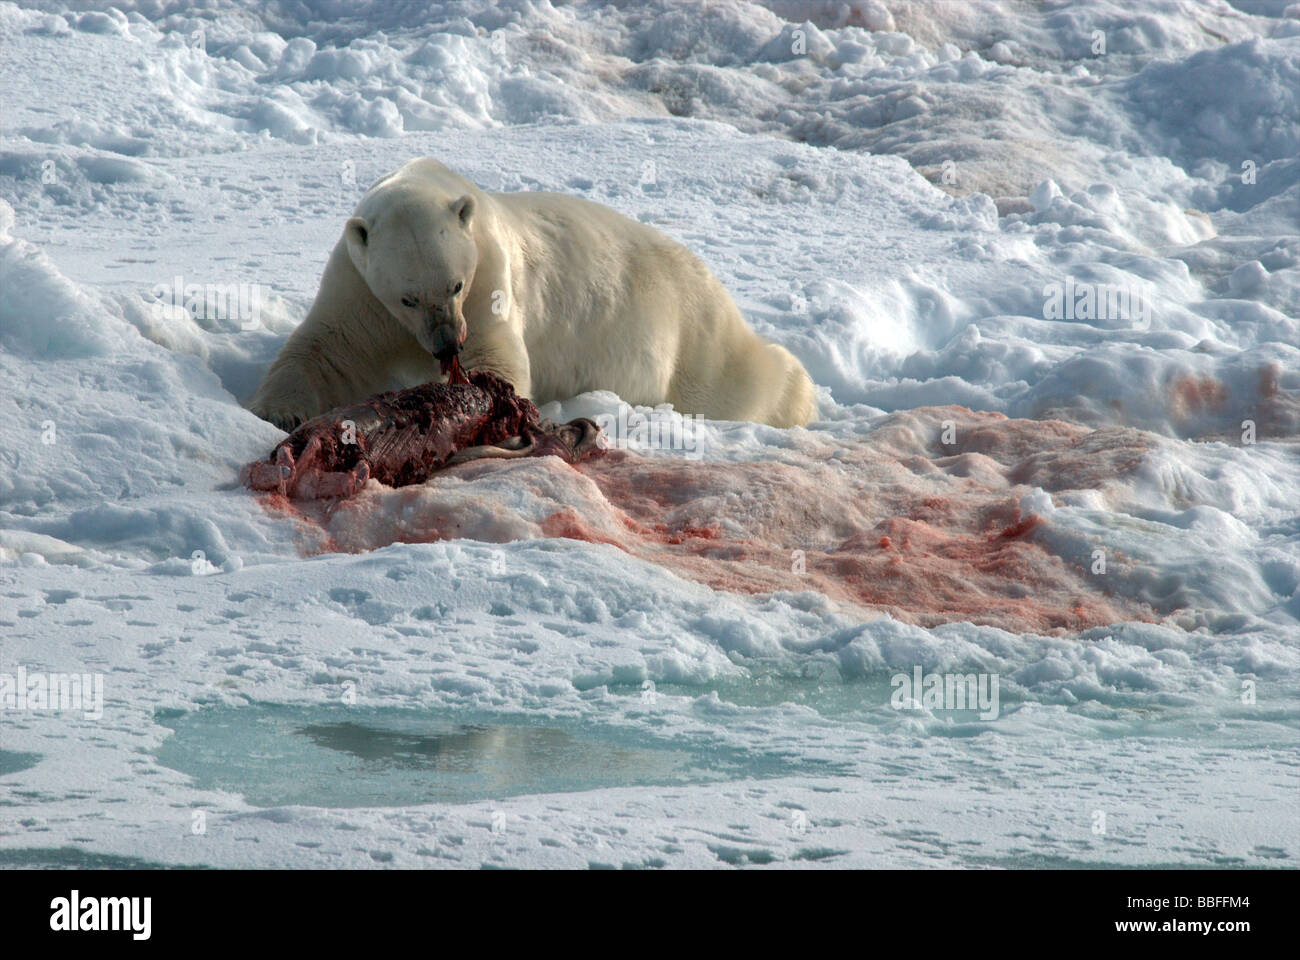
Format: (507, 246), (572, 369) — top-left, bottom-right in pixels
(344, 191), (478, 362)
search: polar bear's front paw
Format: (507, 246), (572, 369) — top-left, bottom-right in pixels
(250, 403), (307, 433)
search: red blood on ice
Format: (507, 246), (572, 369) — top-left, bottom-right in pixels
(1162, 363), (1300, 442)
(570, 447), (1133, 634)
(551, 408), (1158, 634)
(540, 507), (622, 547)
(1168, 374), (1227, 420)
(262, 405), (1163, 634)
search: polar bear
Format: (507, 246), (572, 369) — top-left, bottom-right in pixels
(248, 158), (816, 431)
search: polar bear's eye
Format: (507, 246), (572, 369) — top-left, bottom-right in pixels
(401, 295), (418, 308)
(452, 281), (463, 295)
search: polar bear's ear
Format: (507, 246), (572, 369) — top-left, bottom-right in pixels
(453, 195), (475, 228)
(344, 217), (369, 271)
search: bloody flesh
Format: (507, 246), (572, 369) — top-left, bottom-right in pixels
(244, 365), (600, 499)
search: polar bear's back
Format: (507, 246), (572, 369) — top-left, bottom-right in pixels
(491, 189), (761, 403)
(496, 189), (739, 330)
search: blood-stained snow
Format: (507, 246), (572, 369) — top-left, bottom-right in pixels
(0, 0), (1297, 869)
(302, 407), (1158, 634)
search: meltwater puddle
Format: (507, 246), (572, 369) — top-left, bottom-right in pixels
(0, 751), (42, 777)
(154, 704), (841, 808)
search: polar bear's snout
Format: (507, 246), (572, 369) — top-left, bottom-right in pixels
(418, 306), (467, 360)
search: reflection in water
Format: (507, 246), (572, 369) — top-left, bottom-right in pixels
(293, 719), (691, 798)
(154, 705), (829, 809)
(0, 751), (42, 777)
(296, 721), (574, 769)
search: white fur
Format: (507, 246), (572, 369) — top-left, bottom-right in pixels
(249, 158), (816, 430)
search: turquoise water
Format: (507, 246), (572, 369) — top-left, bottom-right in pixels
(153, 704), (844, 808)
(0, 848), (198, 869)
(0, 751), (41, 778)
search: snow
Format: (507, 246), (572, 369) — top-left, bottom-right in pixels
(1, 0), (1297, 868)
